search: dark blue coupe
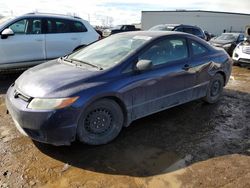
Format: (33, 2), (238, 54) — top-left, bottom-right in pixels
(6, 31), (232, 145)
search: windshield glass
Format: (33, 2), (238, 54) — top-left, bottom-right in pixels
(0, 16), (13, 25)
(68, 34), (152, 69)
(112, 25), (122, 30)
(216, 33), (239, 41)
(149, 25), (174, 31)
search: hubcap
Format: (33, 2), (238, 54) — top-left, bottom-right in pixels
(85, 109), (112, 135)
(211, 80), (221, 97)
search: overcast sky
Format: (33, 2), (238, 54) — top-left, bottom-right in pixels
(0, 0), (250, 26)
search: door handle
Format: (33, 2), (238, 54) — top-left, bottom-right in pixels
(182, 64), (190, 71)
(35, 39), (43, 42)
(71, 38), (77, 40)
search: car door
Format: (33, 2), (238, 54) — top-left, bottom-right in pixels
(129, 36), (196, 120)
(45, 18), (81, 59)
(0, 18), (45, 64)
(188, 39), (213, 97)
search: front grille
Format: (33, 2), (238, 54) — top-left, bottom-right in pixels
(14, 89), (32, 102)
(239, 58), (250, 63)
(242, 46), (250, 54)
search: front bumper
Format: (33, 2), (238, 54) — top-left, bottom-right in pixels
(232, 49), (250, 66)
(5, 85), (80, 146)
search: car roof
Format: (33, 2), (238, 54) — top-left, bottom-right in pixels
(158, 24), (180, 27)
(116, 30), (197, 38)
(0, 13), (89, 31)
(223, 32), (243, 35)
(116, 31), (212, 49)
(22, 12), (82, 21)
(156, 24), (202, 29)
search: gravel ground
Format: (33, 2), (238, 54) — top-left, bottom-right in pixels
(0, 66), (250, 188)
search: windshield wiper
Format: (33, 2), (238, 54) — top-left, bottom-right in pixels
(61, 57), (71, 63)
(59, 56), (73, 64)
(60, 57), (103, 70)
(70, 58), (103, 70)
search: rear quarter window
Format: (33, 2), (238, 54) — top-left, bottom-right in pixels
(191, 40), (208, 56)
(192, 28), (204, 38)
(183, 27), (193, 34)
(70, 21), (87, 32)
(174, 27), (183, 32)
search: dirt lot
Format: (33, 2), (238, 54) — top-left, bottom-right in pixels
(0, 67), (250, 188)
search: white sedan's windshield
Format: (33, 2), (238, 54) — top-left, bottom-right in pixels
(68, 34), (152, 69)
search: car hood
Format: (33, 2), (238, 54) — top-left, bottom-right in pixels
(15, 59), (102, 98)
(210, 39), (234, 46)
(240, 41), (250, 46)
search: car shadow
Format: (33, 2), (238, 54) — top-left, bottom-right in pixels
(34, 88), (250, 177)
(0, 72), (22, 95)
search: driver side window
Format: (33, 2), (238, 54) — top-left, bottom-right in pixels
(9, 19), (28, 34)
(8, 19), (42, 35)
(139, 38), (188, 66)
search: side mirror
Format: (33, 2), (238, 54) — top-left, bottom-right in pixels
(135, 59), (152, 72)
(246, 25), (250, 36)
(1, 28), (14, 39)
(245, 25), (250, 42)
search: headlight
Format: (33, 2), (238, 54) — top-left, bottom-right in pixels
(223, 44), (231, 48)
(28, 97), (79, 110)
(235, 44), (242, 50)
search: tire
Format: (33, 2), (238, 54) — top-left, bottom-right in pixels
(233, 60), (239, 66)
(203, 73), (224, 104)
(77, 99), (124, 145)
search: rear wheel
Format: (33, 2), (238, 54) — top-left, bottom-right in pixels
(77, 99), (124, 145)
(203, 73), (224, 104)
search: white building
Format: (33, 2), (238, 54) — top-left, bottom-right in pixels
(141, 10), (250, 35)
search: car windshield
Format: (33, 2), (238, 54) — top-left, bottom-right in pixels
(0, 16), (13, 25)
(112, 25), (122, 30)
(67, 34), (152, 69)
(216, 33), (239, 41)
(149, 25), (174, 31)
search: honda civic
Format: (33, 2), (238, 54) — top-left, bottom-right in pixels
(6, 31), (232, 145)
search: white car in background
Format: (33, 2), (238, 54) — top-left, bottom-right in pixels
(232, 40), (250, 66)
(0, 13), (100, 71)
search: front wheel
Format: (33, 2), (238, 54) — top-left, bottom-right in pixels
(203, 74), (224, 104)
(77, 99), (124, 145)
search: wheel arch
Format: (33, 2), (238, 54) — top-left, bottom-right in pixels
(77, 94), (129, 128)
(98, 96), (129, 127)
(216, 71), (227, 86)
